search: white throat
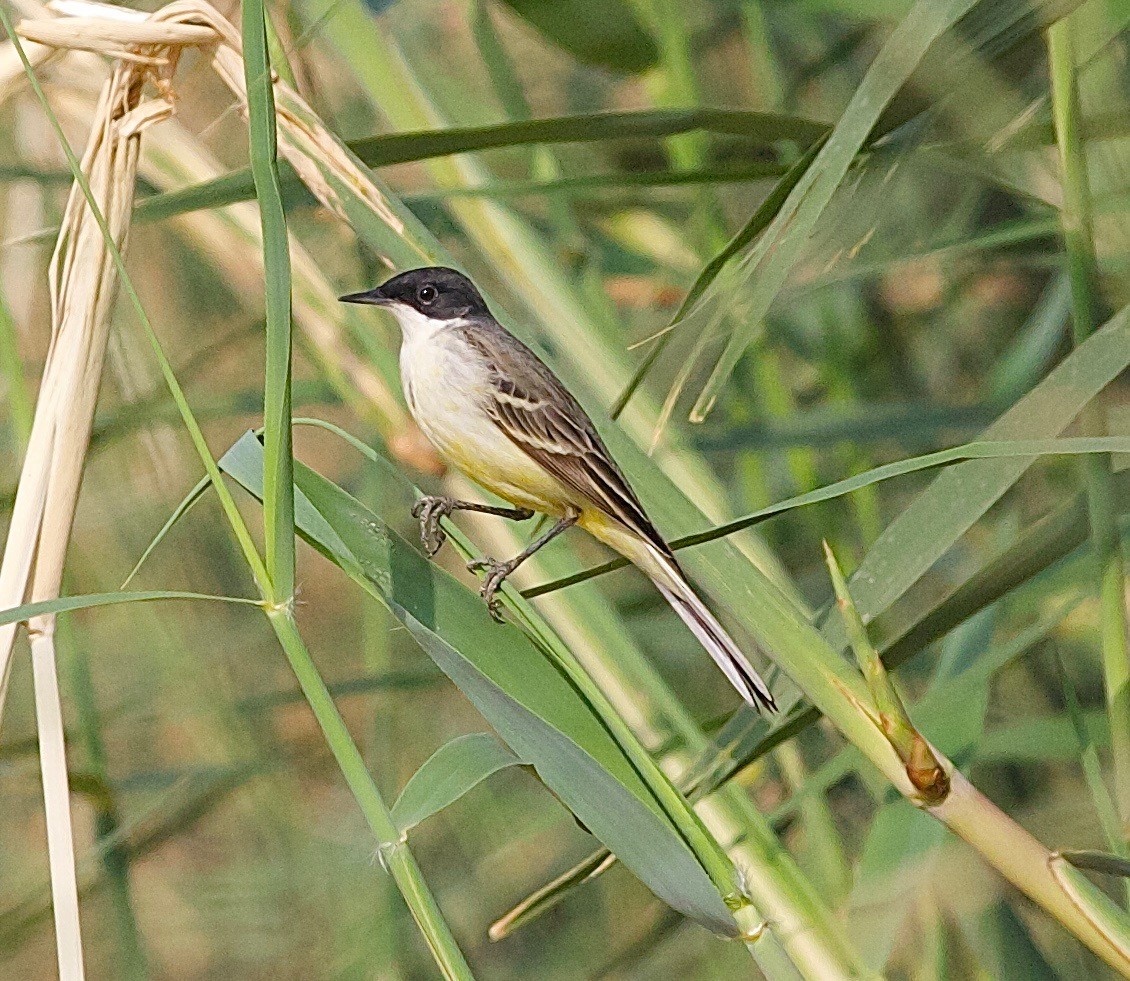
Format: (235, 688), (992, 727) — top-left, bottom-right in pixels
(387, 302), (459, 343)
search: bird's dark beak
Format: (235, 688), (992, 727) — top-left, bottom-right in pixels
(339, 286), (394, 306)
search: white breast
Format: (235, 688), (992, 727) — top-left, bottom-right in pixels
(397, 319), (569, 514)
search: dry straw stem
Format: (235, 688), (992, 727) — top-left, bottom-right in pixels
(0, 13), (189, 976)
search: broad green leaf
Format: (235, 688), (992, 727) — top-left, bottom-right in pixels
(391, 733), (525, 833)
(217, 433), (739, 937)
(495, 0), (658, 74)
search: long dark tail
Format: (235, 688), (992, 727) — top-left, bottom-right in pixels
(647, 550), (776, 713)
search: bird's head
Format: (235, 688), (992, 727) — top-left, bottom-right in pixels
(340, 266), (489, 336)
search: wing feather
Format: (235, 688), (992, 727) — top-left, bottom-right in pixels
(457, 322), (669, 554)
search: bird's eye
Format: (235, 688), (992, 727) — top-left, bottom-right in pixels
(418, 285), (437, 305)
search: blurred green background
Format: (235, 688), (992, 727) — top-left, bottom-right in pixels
(1, 0), (1129, 977)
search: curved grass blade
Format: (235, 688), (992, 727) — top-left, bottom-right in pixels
(134, 108), (828, 223)
(523, 435), (1130, 598)
(488, 850), (616, 941)
(0, 591), (263, 626)
(684, 0), (981, 423)
(120, 474), (212, 588)
(391, 733), (525, 833)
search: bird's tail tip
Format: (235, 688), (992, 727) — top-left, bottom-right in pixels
(651, 561), (777, 714)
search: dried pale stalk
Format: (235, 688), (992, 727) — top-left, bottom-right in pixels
(0, 23), (188, 976)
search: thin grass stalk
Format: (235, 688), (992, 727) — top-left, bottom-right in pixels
(267, 611), (474, 980)
(1047, 17), (1130, 852)
(637, 0), (728, 255)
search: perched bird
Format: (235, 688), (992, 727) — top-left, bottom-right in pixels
(341, 267), (776, 712)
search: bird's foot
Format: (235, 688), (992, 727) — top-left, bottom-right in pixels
(467, 556), (517, 622)
(412, 496), (456, 557)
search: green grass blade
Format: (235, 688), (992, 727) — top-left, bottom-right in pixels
(391, 733), (525, 833)
(1055, 652), (1127, 862)
(684, 0), (980, 422)
(612, 139), (823, 419)
(0, 591), (264, 626)
(265, 610), (477, 980)
(523, 435), (1130, 597)
(243, 0), (296, 601)
(828, 306), (1130, 637)
(1048, 15), (1130, 853)
(120, 474), (212, 588)
(133, 107), (827, 223)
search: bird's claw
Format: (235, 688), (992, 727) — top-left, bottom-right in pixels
(467, 556), (515, 623)
(413, 496), (454, 557)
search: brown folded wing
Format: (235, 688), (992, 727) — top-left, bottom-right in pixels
(458, 322), (670, 556)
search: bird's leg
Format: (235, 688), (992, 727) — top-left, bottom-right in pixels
(468, 508), (580, 622)
(411, 496), (534, 557)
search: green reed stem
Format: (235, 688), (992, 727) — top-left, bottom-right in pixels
(267, 611), (474, 980)
(1048, 18), (1130, 858)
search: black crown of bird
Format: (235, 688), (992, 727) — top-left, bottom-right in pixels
(341, 266), (775, 712)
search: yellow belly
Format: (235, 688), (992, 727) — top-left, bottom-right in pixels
(401, 334), (578, 516)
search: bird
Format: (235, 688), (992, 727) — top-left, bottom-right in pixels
(340, 267), (776, 713)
